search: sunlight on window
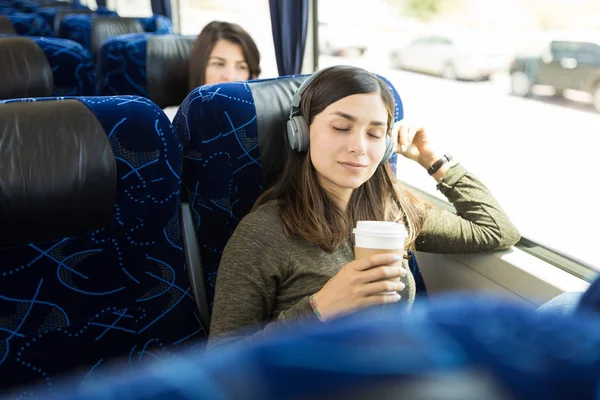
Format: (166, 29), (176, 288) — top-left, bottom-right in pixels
(319, 0), (600, 268)
(113, 0), (153, 17)
(178, 0), (278, 79)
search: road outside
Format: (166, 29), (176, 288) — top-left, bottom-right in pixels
(321, 53), (600, 270)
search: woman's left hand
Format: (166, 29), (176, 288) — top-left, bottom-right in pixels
(391, 122), (442, 170)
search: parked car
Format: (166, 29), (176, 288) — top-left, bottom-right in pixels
(389, 33), (509, 81)
(319, 22), (368, 57)
(510, 39), (600, 112)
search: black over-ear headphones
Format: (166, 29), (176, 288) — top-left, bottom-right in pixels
(286, 69), (395, 164)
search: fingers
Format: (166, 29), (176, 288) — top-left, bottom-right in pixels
(361, 280), (406, 296)
(360, 265), (407, 283)
(398, 125), (409, 154)
(352, 253), (403, 271)
(397, 125), (425, 155)
(361, 292), (402, 307)
(391, 121), (401, 152)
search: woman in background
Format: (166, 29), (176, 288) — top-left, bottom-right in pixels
(163, 21), (261, 120)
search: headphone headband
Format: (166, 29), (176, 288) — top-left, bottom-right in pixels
(289, 70), (325, 119)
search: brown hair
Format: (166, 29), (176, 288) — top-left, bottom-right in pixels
(188, 21), (261, 91)
(254, 65), (427, 252)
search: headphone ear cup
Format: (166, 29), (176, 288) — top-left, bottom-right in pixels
(287, 115), (310, 152)
(381, 135), (395, 164)
(286, 118), (301, 151)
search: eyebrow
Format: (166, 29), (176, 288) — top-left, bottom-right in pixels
(208, 56), (248, 64)
(331, 111), (386, 127)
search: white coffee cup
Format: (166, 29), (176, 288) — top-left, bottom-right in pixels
(353, 221), (408, 295)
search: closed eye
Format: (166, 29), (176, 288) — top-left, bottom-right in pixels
(333, 127), (350, 132)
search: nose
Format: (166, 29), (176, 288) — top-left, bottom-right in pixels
(348, 130), (367, 155)
(221, 65), (235, 82)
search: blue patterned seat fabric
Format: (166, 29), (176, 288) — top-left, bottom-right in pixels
(138, 15), (172, 34)
(43, 294), (600, 400)
(0, 6), (18, 15)
(8, 13), (54, 36)
(97, 33), (148, 97)
(173, 75), (429, 306)
(9, 0), (37, 13)
(60, 14), (170, 55)
(59, 13), (120, 52)
(31, 36), (96, 96)
(0, 96), (204, 397)
(59, 13), (93, 50)
(37, 6), (93, 33)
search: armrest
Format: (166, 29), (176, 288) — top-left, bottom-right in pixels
(181, 202), (211, 333)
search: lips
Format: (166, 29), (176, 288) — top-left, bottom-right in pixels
(339, 162), (367, 168)
(339, 161), (368, 173)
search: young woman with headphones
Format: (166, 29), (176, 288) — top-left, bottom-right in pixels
(208, 65), (520, 348)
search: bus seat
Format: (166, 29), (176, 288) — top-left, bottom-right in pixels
(7, 13), (54, 36)
(59, 14), (92, 50)
(0, 95), (205, 396)
(39, 294), (600, 400)
(138, 15), (173, 34)
(0, 35), (95, 96)
(37, 5), (92, 32)
(34, 36), (95, 96)
(0, 7), (19, 17)
(52, 9), (96, 35)
(172, 74), (430, 310)
(0, 15), (16, 34)
(11, 0), (37, 13)
(91, 17), (144, 60)
(0, 36), (53, 99)
(97, 33), (194, 109)
(60, 15), (169, 60)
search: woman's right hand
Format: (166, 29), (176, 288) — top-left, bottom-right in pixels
(312, 253), (406, 321)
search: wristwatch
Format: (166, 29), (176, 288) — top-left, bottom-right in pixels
(427, 154), (453, 176)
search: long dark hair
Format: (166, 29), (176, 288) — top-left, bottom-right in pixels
(188, 21), (261, 91)
(254, 66), (427, 252)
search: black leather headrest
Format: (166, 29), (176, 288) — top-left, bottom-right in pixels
(54, 9), (94, 34)
(146, 35), (195, 109)
(91, 17), (144, 59)
(0, 37), (53, 100)
(0, 99), (117, 247)
(0, 16), (16, 34)
(248, 76), (308, 188)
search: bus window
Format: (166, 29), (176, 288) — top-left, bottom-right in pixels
(318, 0), (600, 271)
(177, 0), (278, 79)
(110, 0), (153, 17)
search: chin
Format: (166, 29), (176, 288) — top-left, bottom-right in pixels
(333, 176), (367, 190)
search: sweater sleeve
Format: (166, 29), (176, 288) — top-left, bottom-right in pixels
(207, 204), (318, 349)
(416, 163), (521, 253)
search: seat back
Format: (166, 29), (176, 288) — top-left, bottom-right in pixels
(32, 36), (96, 96)
(52, 8), (95, 34)
(138, 15), (172, 34)
(37, 5), (92, 30)
(38, 295), (600, 400)
(91, 16), (143, 59)
(98, 33), (194, 108)
(0, 95), (204, 396)
(0, 35), (95, 97)
(0, 36), (53, 99)
(173, 74), (404, 302)
(7, 13), (53, 36)
(58, 13), (92, 50)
